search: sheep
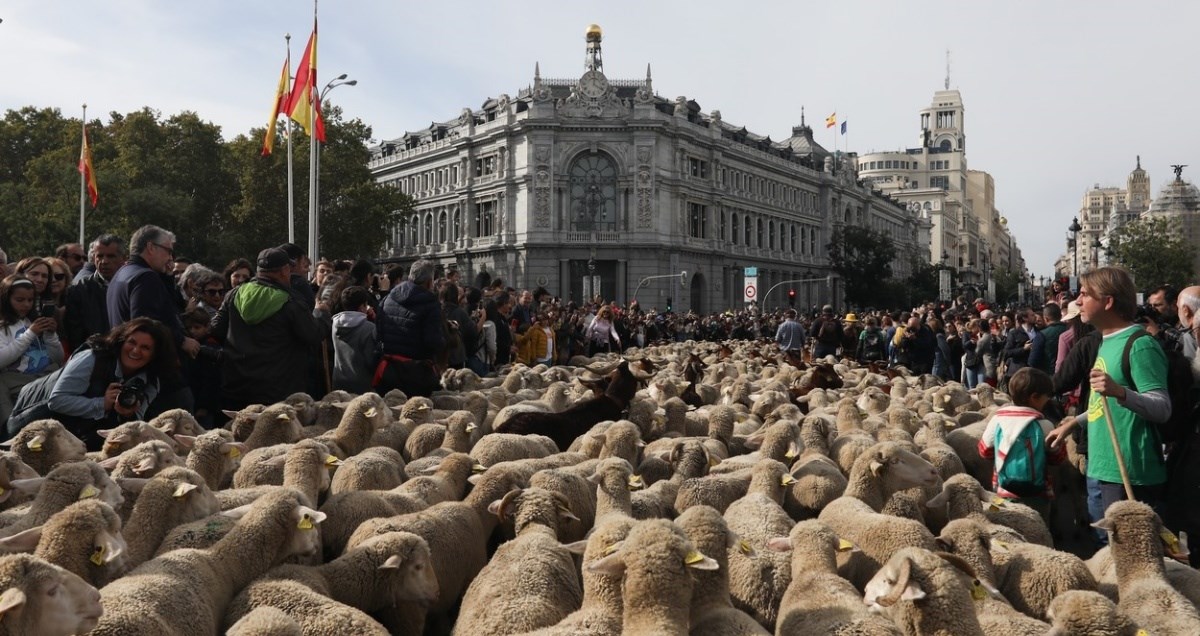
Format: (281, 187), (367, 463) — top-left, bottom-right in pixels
(313, 393), (391, 458)
(317, 453), (475, 556)
(231, 438), (337, 492)
(768, 519), (900, 635)
(863, 547), (987, 636)
(784, 452), (847, 520)
(177, 428), (245, 491)
(218, 440), (337, 511)
(529, 468), (594, 543)
(329, 446), (406, 494)
(0, 462), (122, 538)
(933, 519), (1054, 633)
(471, 433), (559, 467)
(0, 499), (126, 589)
(120, 467), (220, 570)
(453, 487), (584, 636)
(596, 420), (644, 466)
(986, 533), (1097, 620)
(710, 420), (800, 474)
(241, 404), (303, 451)
(344, 464), (530, 635)
(520, 516), (635, 636)
(224, 531), (438, 635)
(90, 489), (326, 636)
(100, 440), (182, 480)
(491, 383), (573, 431)
(1044, 590), (1142, 636)
(674, 467), (754, 516)
(817, 494), (938, 590)
(226, 605), (304, 636)
(589, 458), (638, 525)
(0, 419), (86, 475)
(91, 420), (181, 459)
(722, 459), (796, 630)
(0, 453), (38, 511)
(404, 411), (477, 477)
(495, 360), (651, 451)
(632, 439), (711, 519)
(1086, 544), (1200, 608)
(587, 517), (719, 635)
(0, 553), (103, 636)
(223, 404), (265, 441)
(674, 506), (770, 636)
(841, 441), (941, 512)
(925, 473), (1054, 547)
(1090, 500), (1200, 634)
(149, 409), (204, 439)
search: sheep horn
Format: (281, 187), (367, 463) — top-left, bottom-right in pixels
(875, 557), (913, 608)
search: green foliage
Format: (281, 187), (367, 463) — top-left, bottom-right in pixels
(1108, 216), (1197, 289)
(0, 103), (411, 268)
(992, 267), (1023, 304)
(827, 225), (896, 307)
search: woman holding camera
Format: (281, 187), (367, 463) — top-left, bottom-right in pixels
(6, 317), (175, 450)
(0, 275), (64, 427)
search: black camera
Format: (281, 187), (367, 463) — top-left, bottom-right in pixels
(117, 377), (148, 409)
(194, 345), (223, 364)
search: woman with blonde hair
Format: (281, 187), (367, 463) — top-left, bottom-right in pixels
(584, 305), (621, 356)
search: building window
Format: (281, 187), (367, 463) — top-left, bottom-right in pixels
(756, 218), (764, 248)
(730, 213), (738, 245)
(768, 220), (775, 249)
(688, 157), (709, 179)
(437, 211), (447, 243)
(931, 176), (949, 190)
(452, 209), (461, 240)
(423, 213), (433, 245)
(687, 202), (707, 238)
(568, 153), (618, 231)
(719, 210), (727, 241)
(474, 155), (497, 177)
(743, 216), (752, 246)
(476, 201), (496, 237)
(790, 225), (796, 253)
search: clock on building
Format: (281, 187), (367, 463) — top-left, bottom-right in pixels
(578, 70), (609, 98)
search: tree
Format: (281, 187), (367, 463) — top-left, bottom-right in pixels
(1108, 216), (1196, 290)
(826, 225), (896, 308)
(992, 267), (1023, 304)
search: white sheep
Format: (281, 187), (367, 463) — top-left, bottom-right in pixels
(90, 489), (326, 636)
(0, 553), (103, 636)
(675, 506), (770, 636)
(925, 473), (1054, 547)
(240, 404), (303, 451)
(0, 453), (39, 511)
(120, 467), (220, 570)
(587, 517), (719, 634)
(0, 419), (87, 476)
(313, 392), (391, 458)
(225, 606), (303, 636)
(471, 432), (559, 467)
(454, 487), (583, 635)
(0, 499), (126, 588)
(329, 446), (406, 494)
(1090, 500), (1200, 634)
(177, 428), (245, 491)
(722, 459), (795, 630)
(95, 420), (180, 459)
(0, 462), (123, 538)
(225, 531), (438, 635)
(1044, 590), (1142, 636)
(148, 409), (204, 439)
(863, 547), (987, 636)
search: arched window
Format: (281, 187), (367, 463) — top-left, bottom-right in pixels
(743, 216), (752, 246)
(756, 218), (764, 248)
(437, 211), (447, 243)
(730, 213), (739, 245)
(768, 220), (775, 250)
(423, 213), (433, 245)
(790, 225), (796, 253)
(452, 209), (461, 241)
(568, 153), (618, 231)
(397, 218), (407, 247)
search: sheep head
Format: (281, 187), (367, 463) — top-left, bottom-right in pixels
(0, 554), (102, 636)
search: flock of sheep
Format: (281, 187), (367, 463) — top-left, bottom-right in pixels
(0, 340), (1196, 635)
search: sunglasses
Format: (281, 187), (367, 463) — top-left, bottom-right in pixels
(52, 273), (67, 281)
(153, 242), (175, 257)
(202, 288), (225, 296)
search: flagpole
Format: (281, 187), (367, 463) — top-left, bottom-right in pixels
(79, 103), (87, 245)
(307, 0), (319, 265)
(285, 33), (295, 244)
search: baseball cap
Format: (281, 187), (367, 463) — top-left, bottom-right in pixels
(257, 247), (293, 271)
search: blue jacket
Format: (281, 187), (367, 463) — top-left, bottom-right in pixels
(106, 256), (186, 347)
(378, 281), (445, 361)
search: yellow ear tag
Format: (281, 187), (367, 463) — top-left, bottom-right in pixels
(79, 485), (99, 500)
(708, 455), (720, 468)
(971, 579), (986, 601)
(227, 447), (241, 459)
(297, 515), (314, 530)
(1136, 630), (1149, 636)
(989, 496), (1008, 511)
(29, 441), (43, 452)
(364, 407), (377, 418)
(90, 546), (105, 566)
(324, 455), (340, 467)
(0, 486), (6, 496)
(837, 539), (855, 552)
(738, 540), (754, 555)
(684, 551), (706, 565)
(603, 543), (619, 556)
(994, 540), (1011, 550)
(781, 474), (796, 486)
(1161, 530), (1182, 553)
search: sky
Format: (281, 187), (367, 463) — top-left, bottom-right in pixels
(3, 1), (1198, 278)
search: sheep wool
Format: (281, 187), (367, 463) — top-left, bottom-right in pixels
(863, 548), (986, 636)
(0, 462), (123, 539)
(675, 506), (770, 636)
(0, 553), (103, 636)
(1044, 590), (1142, 636)
(722, 459), (795, 630)
(121, 467), (220, 570)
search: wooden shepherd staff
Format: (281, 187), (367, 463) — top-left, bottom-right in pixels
(1100, 394), (1137, 502)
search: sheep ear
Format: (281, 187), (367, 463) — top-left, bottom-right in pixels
(222, 503), (255, 520)
(0, 526), (43, 553)
(743, 432), (765, 450)
(263, 454), (289, 469)
(926, 490), (947, 509)
(133, 457), (158, 475)
(105, 433), (131, 446)
(766, 536), (791, 552)
(96, 429), (114, 439)
(934, 537), (954, 552)
(869, 459), (885, 477)
(221, 443), (248, 459)
(221, 410), (241, 420)
(1091, 518), (1115, 533)
(173, 435), (196, 450)
(562, 539), (589, 555)
(118, 478), (150, 494)
(8, 477), (44, 495)
(172, 483), (198, 498)
(98, 456), (121, 471)
(0, 588), (26, 617)
(96, 530), (124, 563)
(378, 555), (404, 570)
(587, 551), (627, 576)
(684, 550), (720, 571)
(488, 489), (522, 523)
(297, 506), (326, 526)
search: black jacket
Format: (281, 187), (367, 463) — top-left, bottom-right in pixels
(64, 273), (111, 350)
(378, 282), (445, 361)
(1052, 328), (1101, 455)
(106, 256), (186, 348)
(210, 276), (321, 409)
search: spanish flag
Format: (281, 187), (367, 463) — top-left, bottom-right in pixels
(284, 20), (326, 142)
(78, 123), (98, 207)
(261, 58), (290, 156)
(825, 112), (837, 129)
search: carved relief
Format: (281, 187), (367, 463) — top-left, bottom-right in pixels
(558, 70), (630, 119)
(533, 145), (552, 229)
(636, 167), (653, 229)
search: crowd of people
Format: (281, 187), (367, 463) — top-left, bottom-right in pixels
(2, 229), (1200, 546)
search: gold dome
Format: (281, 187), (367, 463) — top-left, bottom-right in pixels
(585, 24), (603, 41)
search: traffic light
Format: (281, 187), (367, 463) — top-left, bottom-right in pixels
(666, 297), (673, 312)
(787, 289), (796, 307)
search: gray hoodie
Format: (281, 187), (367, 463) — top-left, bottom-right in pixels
(332, 311), (379, 394)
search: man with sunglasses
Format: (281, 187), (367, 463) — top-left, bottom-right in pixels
(106, 225), (201, 415)
(55, 243), (88, 277)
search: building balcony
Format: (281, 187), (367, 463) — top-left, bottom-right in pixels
(564, 231), (622, 244)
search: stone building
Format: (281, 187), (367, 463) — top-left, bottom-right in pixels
(1058, 157), (1152, 277)
(1142, 165), (1200, 276)
(367, 25), (925, 313)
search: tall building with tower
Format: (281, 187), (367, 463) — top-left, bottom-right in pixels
(367, 25), (925, 312)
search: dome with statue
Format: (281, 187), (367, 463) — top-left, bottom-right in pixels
(1146, 166), (1200, 217)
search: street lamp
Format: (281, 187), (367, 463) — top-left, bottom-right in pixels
(308, 74), (358, 266)
(1068, 217), (1082, 282)
(1092, 237), (1102, 267)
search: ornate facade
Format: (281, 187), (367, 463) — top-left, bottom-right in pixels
(368, 26), (925, 312)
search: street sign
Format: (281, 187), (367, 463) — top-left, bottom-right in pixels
(744, 266), (757, 277)
(744, 277), (757, 303)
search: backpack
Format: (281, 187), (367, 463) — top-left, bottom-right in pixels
(860, 328), (885, 362)
(818, 319), (840, 342)
(995, 419), (1048, 498)
(1121, 329), (1198, 445)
